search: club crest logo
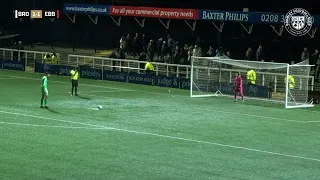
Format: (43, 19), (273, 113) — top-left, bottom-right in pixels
(284, 8), (313, 36)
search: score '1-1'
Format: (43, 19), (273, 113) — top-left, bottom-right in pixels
(14, 10), (60, 19)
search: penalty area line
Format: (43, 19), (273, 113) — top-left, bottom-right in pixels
(0, 110), (319, 163)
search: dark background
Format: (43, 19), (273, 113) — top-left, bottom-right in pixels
(0, 0), (319, 62)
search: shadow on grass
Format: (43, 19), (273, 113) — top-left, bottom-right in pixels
(45, 107), (64, 115)
(76, 95), (92, 100)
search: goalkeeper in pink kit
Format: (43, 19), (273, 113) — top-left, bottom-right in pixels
(234, 72), (244, 103)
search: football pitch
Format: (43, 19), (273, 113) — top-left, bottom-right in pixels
(0, 69), (320, 180)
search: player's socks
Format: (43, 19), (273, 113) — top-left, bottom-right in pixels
(41, 98), (44, 106)
(44, 99), (48, 106)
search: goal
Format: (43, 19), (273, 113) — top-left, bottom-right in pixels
(190, 56), (314, 109)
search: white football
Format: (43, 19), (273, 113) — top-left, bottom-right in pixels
(98, 105), (103, 110)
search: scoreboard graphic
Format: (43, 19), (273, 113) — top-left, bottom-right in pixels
(14, 10), (60, 19)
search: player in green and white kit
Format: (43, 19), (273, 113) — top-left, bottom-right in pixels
(40, 72), (50, 108)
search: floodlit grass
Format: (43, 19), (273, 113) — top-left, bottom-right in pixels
(0, 69), (320, 180)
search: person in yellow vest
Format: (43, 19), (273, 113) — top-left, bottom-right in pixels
(284, 75), (295, 90)
(51, 52), (57, 65)
(44, 53), (51, 64)
(246, 69), (256, 85)
(144, 60), (154, 74)
(70, 67), (79, 96)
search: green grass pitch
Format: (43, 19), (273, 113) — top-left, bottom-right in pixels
(0, 69), (320, 180)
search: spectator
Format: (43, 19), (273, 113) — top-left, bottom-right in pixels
(118, 51), (125, 72)
(147, 40), (154, 61)
(215, 49), (220, 57)
(256, 45), (264, 61)
(193, 45), (198, 56)
(109, 50), (117, 59)
(301, 47), (309, 62)
(315, 54), (320, 82)
(139, 52), (147, 73)
(109, 50), (118, 71)
(125, 34), (131, 55)
(12, 42), (17, 49)
(311, 49), (318, 69)
(173, 45), (180, 64)
(167, 35), (173, 54)
(156, 38), (163, 60)
(226, 50), (231, 59)
(160, 41), (167, 62)
(180, 44), (189, 65)
(132, 33), (139, 58)
(141, 34), (148, 53)
(193, 45), (202, 57)
(187, 45), (193, 64)
(118, 51), (125, 59)
(18, 41), (24, 60)
(119, 36), (126, 54)
(164, 53), (171, 64)
(207, 46), (215, 57)
(197, 47), (202, 57)
(17, 41), (24, 51)
(245, 47), (253, 60)
(12, 42), (18, 60)
(172, 40), (179, 55)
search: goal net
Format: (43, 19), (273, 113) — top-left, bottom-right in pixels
(190, 57), (314, 108)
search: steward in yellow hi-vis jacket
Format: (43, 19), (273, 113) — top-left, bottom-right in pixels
(145, 60), (154, 74)
(70, 67), (79, 96)
(44, 53), (51, 64)
(51, 52), (58, 65)
(284, 75), (295, 90)
(246, 69), (256, 85)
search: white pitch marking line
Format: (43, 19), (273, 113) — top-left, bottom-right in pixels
(0, 110), (106, 129)
(0, 77), (16, 80)
(0, 74), (319, 123)
(85, 90), (134, 93)
(0, 121), (105, 130)
(0, 110), (319, 163)
(87, 107), (100, 111)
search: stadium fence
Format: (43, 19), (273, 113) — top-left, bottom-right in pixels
(0, 48), (315, 93)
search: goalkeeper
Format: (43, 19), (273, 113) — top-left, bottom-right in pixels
(40, 72), (49, 108)
(234, 72), (244, 103)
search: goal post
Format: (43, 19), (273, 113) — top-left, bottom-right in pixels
(190, 56), (314, 108)
(285, 64), (314, 108)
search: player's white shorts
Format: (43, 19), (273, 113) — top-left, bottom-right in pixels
(42, 88), (48, 96)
